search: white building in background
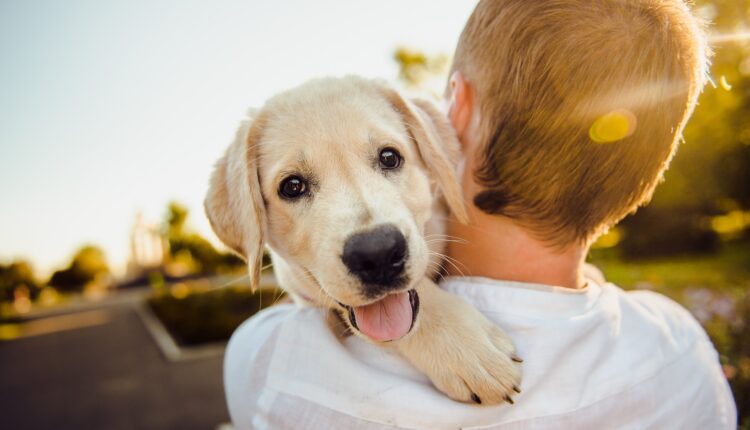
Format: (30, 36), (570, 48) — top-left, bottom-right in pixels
(126, 212), (167, 280)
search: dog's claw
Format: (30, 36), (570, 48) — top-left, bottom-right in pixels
(511, 355), (524, 363)
(505, 395), (514, 404)
(513, 385), (521, 393)
(402, 284), (523, 406)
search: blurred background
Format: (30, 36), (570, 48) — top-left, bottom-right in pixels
(0, 0), (748, 429)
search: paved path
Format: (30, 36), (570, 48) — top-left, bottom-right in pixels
(0, 302), (230, 430)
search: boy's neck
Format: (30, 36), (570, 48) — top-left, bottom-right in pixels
(445, 209), (588, 289)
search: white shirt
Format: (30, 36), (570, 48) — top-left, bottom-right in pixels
(224, 276), (737, 429)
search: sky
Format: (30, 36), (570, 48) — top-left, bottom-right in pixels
(0, 0), (478, 277)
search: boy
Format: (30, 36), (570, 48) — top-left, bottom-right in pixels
(224, 0), (736, 428)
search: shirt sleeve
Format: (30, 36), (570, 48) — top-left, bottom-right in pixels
(223, 304), (295, 430)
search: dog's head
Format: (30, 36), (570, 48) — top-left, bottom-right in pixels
(205, 77), (466, 342)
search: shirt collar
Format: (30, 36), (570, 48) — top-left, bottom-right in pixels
(440, 275), (603, 319)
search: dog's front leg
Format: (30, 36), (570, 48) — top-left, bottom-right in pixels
(393, 278), (522, 405)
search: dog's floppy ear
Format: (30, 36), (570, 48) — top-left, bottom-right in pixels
(204, 112), (268, 290)
(379, 86), (469, 223)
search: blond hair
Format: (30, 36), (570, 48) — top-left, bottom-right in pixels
(451, 0), (709, 246)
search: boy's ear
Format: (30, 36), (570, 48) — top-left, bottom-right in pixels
(378, 85), (469, 223)
(204, 112), (268, 290)
(447, 72), (474, 146)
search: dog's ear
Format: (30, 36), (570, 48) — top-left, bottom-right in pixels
(379, 87), (469, 223)
(205, 112), (268, 290)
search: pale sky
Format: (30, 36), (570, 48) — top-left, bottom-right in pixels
(0, 0), (478, 277)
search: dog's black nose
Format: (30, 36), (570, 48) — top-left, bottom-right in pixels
(342, 224), (407, 291)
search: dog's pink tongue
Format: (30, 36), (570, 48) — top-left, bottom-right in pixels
(353, 291), (412, 342)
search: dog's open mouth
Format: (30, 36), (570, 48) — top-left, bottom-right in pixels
(341, 289), (419, 342)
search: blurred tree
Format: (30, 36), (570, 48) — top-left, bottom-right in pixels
(618, 0), (750, 256)
(163, 201), (245, 275)
(167, 201), (189, 238)
(48, 246), (110, 292)
(652, 1), (749, 208)
(0, 260), (40, 303)
(394, 46), (450, 95)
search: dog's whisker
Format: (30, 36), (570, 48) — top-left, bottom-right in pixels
(270, 287), (287, 306)
(294, 275), (332, 306)
(424, 233), (466, 240)
(441, 253), (470, 273)
(422, 218), (499, 237)
(207, 260), (277, 292)
(208, 273), (251, 291)
(423, 232), (461, 237)
(429, 250), (469, 278)
(441, 258), (467, 278)
(424, 234), (470, 244)
(425, 237), (467, 242)
(425, 238), (469, 245)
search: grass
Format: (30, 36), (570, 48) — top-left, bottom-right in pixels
(589, 240), (750, 295)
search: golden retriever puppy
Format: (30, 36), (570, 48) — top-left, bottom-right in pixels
(205, 76), (521, 404)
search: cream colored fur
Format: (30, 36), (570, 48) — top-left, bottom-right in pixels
(205, 76), (521, 404)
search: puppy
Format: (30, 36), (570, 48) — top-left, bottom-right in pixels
(205, 76), (521, 404)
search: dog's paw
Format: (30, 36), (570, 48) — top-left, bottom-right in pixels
(395, 283), (522, 405)
(428, 319), (522, 405)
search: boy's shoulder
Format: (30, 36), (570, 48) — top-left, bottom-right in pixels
(609, 284), (710, 346)
(224, 284), (737, 429)
(223, 304), (335, 429)
(225, 303), (326, 369)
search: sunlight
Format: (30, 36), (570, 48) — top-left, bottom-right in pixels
(581, 79), (688, 121)
(710, 31), (750, 45)
(589, 110), (637, 144)
(591, 227), (622, 249)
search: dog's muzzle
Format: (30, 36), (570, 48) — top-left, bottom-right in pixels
(339, 289), (419, 342)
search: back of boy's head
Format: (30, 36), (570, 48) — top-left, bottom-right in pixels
(451, 0), (709, 246)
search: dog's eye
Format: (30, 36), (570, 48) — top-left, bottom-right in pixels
(279, 176), (307, 199)
(379, 148), (402, 170)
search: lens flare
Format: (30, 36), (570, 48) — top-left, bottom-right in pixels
(709, 31), (750, 45)
(719, 75), (732, 91)
(589, 110), (637, 144)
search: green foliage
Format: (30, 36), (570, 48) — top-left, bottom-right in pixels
(48, 245), (110, 292)
(163, 201), (245, 276)
(0, 260), (40, 303)
(618, 205), (719, 259)
(393, 46), (450, 93)
(166, 201), (189, 238)
(625, 0), (750, 253)
(169, 234), (244, 274)
(148, 285), (284, 345)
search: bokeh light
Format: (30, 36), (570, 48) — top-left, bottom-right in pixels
(589, 109), (637, 144)
(720, 75), (733, 90)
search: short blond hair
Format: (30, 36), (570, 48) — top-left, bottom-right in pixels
(451, 0), (709, 246)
